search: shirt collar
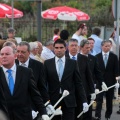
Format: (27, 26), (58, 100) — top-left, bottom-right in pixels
(2, 63), (16, 73)
(19, 58), (30, 67)
(69, 53), (77, 59)
(80, 52), (88, 57)
(55, 55), (65, 63)
(102, 51), (109, 56)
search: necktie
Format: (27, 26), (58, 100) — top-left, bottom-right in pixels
(58, 59), (63, 81)
(21, 63), (26, 67)
(72, 56), (76, 60)
(104, 54), (108, 67)
(7, 69), (14, 95)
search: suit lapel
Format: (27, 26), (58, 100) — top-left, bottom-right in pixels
(52, 58), (60, 81)
(28, 58), (33, 68)
(100, 53), (106, 69)
(105, 52), (111, 68)
(61, 58), (68, 81)
(13, 66), (22, 95)
(0, 67), (11, 94)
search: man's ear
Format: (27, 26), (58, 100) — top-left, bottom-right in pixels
(14, 53), (17, 59)
(67, 46), (69, 51)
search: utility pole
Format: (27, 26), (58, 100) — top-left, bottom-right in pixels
(112, 0), (120, 58)
(14, 0), (50, 42)
(37, 0), (42, 41)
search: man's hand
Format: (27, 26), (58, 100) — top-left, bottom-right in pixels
(46, 104), (55, 115)
(102, 82), (108, 91)
(115, 83), (120, 89)
(91, 93), (96, 100)
(83, 103), (89, 113)
(32, 110), (38, 119)
(95, 89), (99, 94)
(42, 115), (50, 120)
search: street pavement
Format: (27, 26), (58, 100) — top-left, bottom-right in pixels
(92, 99), (120, 120)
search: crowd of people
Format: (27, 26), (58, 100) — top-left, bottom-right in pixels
(0, 25), (120, 120)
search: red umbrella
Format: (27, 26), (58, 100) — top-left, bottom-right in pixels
(0, 3), (23, 18)
(42, 6), (90, 21)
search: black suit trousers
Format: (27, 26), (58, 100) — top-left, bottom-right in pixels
(75, 95), (92, 120)
(52, 94), (75, 120)
(95, 88), (114, 118)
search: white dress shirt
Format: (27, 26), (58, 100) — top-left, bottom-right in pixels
(80, 52), (88, 57)
(2, 63), (16, 84)
(69, 53), (77, 60)
(19, 58), (30, 68)
(55, 56), (65, 94)
(102, 51), (109, 61)
(41, 46), (55, 60)
(55, 56), (65, 77)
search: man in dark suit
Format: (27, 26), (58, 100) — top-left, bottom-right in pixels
(16, 41), (49, 103)
(67, 38), (95, 120)
(80, 39), (108, 92)
(94, 40), (119, 120)
(0, 85), (8, 119)
(44, 39), (89, 120)
(0, 46), (50, 120)
(16, 41), (54, 118)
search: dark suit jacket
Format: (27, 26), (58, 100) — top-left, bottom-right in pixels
(88, 54), (104, 89)
(0, 65), (46, 120)
(96, 52), (119, 87)
(77, 53), (95, 96)
(0, 84), (8, 117)
(44, 57), (87, 108)
(16, 58), (49, 103)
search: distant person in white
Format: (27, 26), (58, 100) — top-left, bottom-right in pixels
(29, 42), (39, 59)
(109, 30), (116, 54)
(41, 40), (55, 60)
(90, 27), (102, 54)
(72, 23), (87, 46)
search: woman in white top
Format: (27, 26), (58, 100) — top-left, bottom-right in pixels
(109, 30), (116, 54)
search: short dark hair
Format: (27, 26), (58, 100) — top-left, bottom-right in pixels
(77, 23), (86, 30)
(88, 37), (95, 42)
(80, 39), (89, 47)
(54, 28), (59, 34)
(7, 27), (16, 33)
(53, 39), (66, 47)
(92, 28), (101, 36)
(101, 40), (111, 46)
(18, 41), (30, 52)
(60, 30), (69, 40)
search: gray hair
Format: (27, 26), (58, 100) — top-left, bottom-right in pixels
(29, 42), (38, 51)
(7, 27), (16, 33)
(68, 38), (78, 45)
(101, 40), (111, 46)
(3, 41), (16, 53)
(80, 39), (89, 47)
(44, 39), (54, 46)
(18, 41), (30, 52)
